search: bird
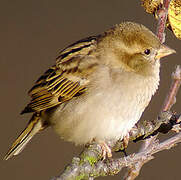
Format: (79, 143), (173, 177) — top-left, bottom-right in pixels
(4, 22), (175, 160)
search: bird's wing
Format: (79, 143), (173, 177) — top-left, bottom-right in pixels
(21, 36), (99, 114)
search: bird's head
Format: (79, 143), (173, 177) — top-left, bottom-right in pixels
(97, 22), (175, 75)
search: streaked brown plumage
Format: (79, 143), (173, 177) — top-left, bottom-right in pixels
(4, 22), (175, 160)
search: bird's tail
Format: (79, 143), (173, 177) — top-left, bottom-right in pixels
(4, 113), (44, 160)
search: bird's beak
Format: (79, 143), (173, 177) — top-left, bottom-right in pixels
(156, 45), (176, 60)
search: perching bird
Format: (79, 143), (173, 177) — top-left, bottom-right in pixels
(4, 22), (175, 160)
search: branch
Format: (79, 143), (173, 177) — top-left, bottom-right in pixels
(52, 112), (181, 180)
(51, 109), (181, 180)
(162, 65), (181, 111)
(156, 0), (171, 43)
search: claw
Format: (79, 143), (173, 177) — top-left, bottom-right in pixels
(99, 141), (112, 160)
(123, 133), (130, 149)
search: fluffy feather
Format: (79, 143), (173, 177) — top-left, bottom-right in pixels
(4, 22), (175, 160)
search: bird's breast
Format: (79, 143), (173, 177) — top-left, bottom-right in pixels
(47, 66), (160, 145)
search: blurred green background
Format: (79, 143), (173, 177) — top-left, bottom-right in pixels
(1, 1), (181, 180)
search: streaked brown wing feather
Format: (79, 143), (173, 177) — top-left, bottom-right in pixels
(21, 36), (98, 114)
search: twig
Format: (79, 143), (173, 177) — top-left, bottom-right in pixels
(52, 111), (181, 180)
(156, 0), (171, 43)
(53, 124), (181, 180)
(162, 65), (181, 111)
(123, 136), (155, 180)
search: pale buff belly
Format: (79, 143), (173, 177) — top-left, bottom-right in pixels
(44, 65), (159, 145)
(45, 86), (151, 145)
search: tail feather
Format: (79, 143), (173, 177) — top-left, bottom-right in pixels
(4, 114), (43, 160)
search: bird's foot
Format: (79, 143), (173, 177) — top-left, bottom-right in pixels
(99, 141), (112, 160)
(123, 133), (130, 149)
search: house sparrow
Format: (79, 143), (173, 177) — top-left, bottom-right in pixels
(4, 22), (175, 160)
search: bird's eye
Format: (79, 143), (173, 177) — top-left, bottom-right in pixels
(144, 49), (151, 55)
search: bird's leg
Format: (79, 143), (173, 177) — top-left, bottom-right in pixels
(123, 133), (130, 149)
(114, 133), (129, 156)
(99, 141), (112, 160)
